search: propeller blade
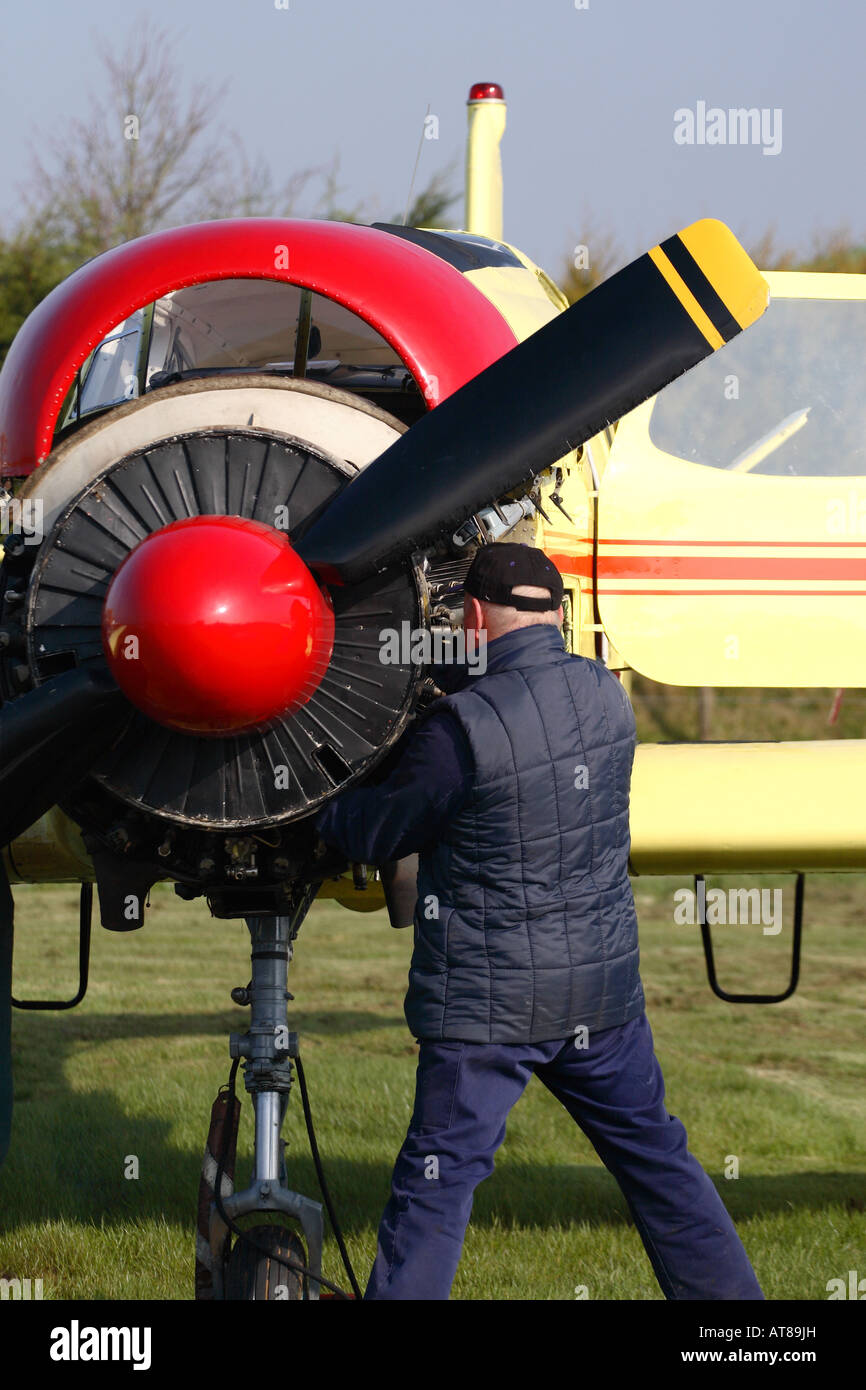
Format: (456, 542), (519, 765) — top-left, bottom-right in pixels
(297, 218), (768, 585)
(0, 668), (130, 847)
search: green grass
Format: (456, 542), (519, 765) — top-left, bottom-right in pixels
(630, 676), (866, 744)
(1, 874), (864, 1300)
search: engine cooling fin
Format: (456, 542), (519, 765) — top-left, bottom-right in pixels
(24, 431), (421, 828)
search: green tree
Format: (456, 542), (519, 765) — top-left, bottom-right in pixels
(559, 218), (625, 303)
(22, 19), (457, 255)
(0, 234), (80, 369)
(1, 21), (458, 368)
(23, 20), (235, 259)
(559, 222), (866, 304)
(751, 224), (866, 273)
(396, 165), (461, 230)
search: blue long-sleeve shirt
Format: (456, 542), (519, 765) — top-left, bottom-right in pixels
(313, 706), (473, 863)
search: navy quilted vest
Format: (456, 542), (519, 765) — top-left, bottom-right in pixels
(406, 623), (645, 1043)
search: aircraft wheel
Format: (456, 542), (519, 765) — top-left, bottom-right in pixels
(224, 1225), (307, 1301)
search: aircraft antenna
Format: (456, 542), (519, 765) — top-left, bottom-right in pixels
(402, 102), (432, 226)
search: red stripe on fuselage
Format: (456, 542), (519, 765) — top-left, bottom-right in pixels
(598, 554), (866, 580)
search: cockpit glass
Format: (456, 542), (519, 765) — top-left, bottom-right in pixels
(77, 312), (144, 415)
(63, 280), (408, 427)
(147, 279), (402, 379)
(648, 297), (866, 477)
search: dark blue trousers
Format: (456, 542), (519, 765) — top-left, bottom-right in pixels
(364, 1010), (763, 1300)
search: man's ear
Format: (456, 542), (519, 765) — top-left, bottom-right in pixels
(463, 594), (485, 633)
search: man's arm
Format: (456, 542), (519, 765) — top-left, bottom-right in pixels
(313, 708), (473, 864)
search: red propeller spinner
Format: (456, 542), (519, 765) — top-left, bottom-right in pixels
(102, 516), (335, 736)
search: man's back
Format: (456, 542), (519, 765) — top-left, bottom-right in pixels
(315, 542), (763, 1302)
(411, 622), (645, 1043)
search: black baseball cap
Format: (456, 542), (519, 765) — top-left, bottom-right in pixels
(464, 542), (564, 612)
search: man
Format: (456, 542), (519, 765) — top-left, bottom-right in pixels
(314, 541), (763, 1301)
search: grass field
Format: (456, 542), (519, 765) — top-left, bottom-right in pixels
(1, 873), (864, 1300)
(630, 676), (866, 745)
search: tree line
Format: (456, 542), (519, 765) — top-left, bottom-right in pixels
(2, 20), (864, 367)
(0, 21), (458, 367)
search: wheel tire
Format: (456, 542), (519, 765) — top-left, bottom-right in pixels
(224, 1225), (307, 1301)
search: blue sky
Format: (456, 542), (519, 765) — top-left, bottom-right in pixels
(1, 0), (861, 282)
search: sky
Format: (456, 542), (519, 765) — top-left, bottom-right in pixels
(1, 0), (862, 282)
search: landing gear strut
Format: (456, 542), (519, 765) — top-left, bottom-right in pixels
(202, 897), (325, 1300)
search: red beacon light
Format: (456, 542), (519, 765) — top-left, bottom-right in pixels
(468, 82), (504, 102)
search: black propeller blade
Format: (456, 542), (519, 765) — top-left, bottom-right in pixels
(0, 668), (130, 848)
(297, 219), (768, 585)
